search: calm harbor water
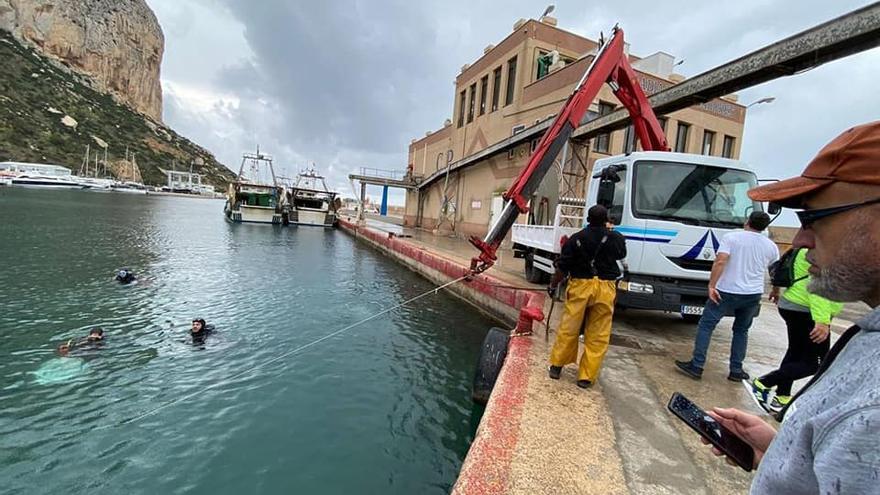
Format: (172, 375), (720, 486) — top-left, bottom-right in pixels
(0, 188), (493, 494)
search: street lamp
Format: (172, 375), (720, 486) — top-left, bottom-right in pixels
(541, 5), (555, 18)
(747, 96), (776, 108)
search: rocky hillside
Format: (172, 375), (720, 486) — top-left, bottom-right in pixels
(0, 29), (235, 188)
(0, 0), (164, 121)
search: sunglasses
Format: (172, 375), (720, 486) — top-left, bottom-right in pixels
(796, 197), (880, 228)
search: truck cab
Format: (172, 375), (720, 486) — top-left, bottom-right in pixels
(590, 151), (763, 318)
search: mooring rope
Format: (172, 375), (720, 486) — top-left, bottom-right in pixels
(109, 275), (469, 428)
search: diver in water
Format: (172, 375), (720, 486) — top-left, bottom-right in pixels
(88, 328), (104, 341)
(115, 269), (137, 284)
(56, 341), (72, 357)
(57, 328), (105, 357)
(77, 328), (104, 346)
(190, 318), (213, 344)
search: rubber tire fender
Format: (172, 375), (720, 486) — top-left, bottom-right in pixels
(471, 327), (511, 405)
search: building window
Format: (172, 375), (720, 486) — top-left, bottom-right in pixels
(479, 75), (488, 116)
(457, 90), (466, 128)
(722, 135), (736, 158)
(658, 117), (668, 134)
(623, 125), (636, 154)
(491, 67), (501, 112)
(467, 83), (476, 123)
(505, 56), (517, 106)
(674, 122), (690, 153)
(702, 130), (716, 155)
(592, 101), (615, 153)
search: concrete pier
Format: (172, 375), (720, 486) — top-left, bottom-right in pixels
(338, 217), (864, 494)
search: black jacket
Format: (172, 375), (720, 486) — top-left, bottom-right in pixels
(556, 226), (627, 280)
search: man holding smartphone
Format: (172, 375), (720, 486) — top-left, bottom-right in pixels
(701, 121), (880, 494)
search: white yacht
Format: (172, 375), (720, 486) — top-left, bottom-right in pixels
(1, 162), (85, 189)
(110, 181), (147, 194)
(109, 152), (147, 194)
(284, 168), (338, 227)
(75, 144), (117, 191)
(79, 177), (116, 191)
(224, 151), (285, 224)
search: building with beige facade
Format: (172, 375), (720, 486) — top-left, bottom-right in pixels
(402, 16), (748, 240)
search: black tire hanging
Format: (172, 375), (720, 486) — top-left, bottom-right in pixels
(471, 328), (511, 405)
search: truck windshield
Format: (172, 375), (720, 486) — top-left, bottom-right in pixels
(632, 160), (761, 227)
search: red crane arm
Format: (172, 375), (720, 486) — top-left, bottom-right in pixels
(469, 26), (669, 274)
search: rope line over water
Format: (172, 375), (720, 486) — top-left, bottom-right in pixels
(112, 275), (469, 427)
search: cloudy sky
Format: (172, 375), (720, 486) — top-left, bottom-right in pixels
(147, 0), (879, 223)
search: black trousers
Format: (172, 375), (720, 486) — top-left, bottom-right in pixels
(759, 307), (830, 396)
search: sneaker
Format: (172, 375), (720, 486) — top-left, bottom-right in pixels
(548, 365), (562, 380)
(742, 378), (771, 412)
(576, 379), (592, 389)
(674, 360), (703, 380)
(767, 395), (791, 415)
(728, 370), (750, 382)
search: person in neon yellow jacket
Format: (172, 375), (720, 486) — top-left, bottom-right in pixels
(745, 248), (844, 415)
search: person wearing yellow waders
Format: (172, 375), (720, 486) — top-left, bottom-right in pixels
(548, 205), (627, 388)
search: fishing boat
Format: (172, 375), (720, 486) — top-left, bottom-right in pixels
(283, 167), (338, 227)
(224, 151), (285, 224)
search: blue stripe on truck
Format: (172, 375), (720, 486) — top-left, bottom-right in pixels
(614, 226), (677, 237)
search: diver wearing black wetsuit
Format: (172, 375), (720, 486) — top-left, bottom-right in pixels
(190, 318), (212, 344)
(115, 269), (137, 284)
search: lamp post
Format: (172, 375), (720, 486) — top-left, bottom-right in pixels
(747, 96), (776, 108)
(541, 5), (555, 18)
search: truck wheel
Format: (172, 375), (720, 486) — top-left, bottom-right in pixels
(682, 314), (702, 324)
(525, 256), (550, 284)
(472, 328), (510, 405)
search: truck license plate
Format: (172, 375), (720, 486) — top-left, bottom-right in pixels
(681, 305), (704, 316)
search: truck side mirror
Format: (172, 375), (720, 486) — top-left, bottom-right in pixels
(597, 180), (615, 208)
(767, 202), (781, 215)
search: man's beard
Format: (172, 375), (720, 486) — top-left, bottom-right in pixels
(809, 223), (880, 303)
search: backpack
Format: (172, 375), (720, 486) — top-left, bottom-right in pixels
(768, 248), (808, 288)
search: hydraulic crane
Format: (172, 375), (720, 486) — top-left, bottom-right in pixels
(468, 26), (670, 275)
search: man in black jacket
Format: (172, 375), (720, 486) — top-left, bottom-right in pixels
(548, 204), (627, 388)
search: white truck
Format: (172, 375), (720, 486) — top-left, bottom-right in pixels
(511, 151), (767, 321)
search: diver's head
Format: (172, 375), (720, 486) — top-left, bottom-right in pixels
(57, 341), (71, 356)
(116, 269), (130, 282)
(191, 318), (206, 334)
(88, 328), (104, 341)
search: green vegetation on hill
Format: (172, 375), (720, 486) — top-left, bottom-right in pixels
(0, 30), (235, 188)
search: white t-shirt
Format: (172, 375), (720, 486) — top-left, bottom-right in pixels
(715, 230), (779, 295)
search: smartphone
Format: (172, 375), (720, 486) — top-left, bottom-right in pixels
(667, 392), (754, 472)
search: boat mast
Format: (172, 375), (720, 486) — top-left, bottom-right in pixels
(80, 144), (90, 176)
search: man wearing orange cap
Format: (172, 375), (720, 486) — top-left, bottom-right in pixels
(700, 121), (880, 493)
